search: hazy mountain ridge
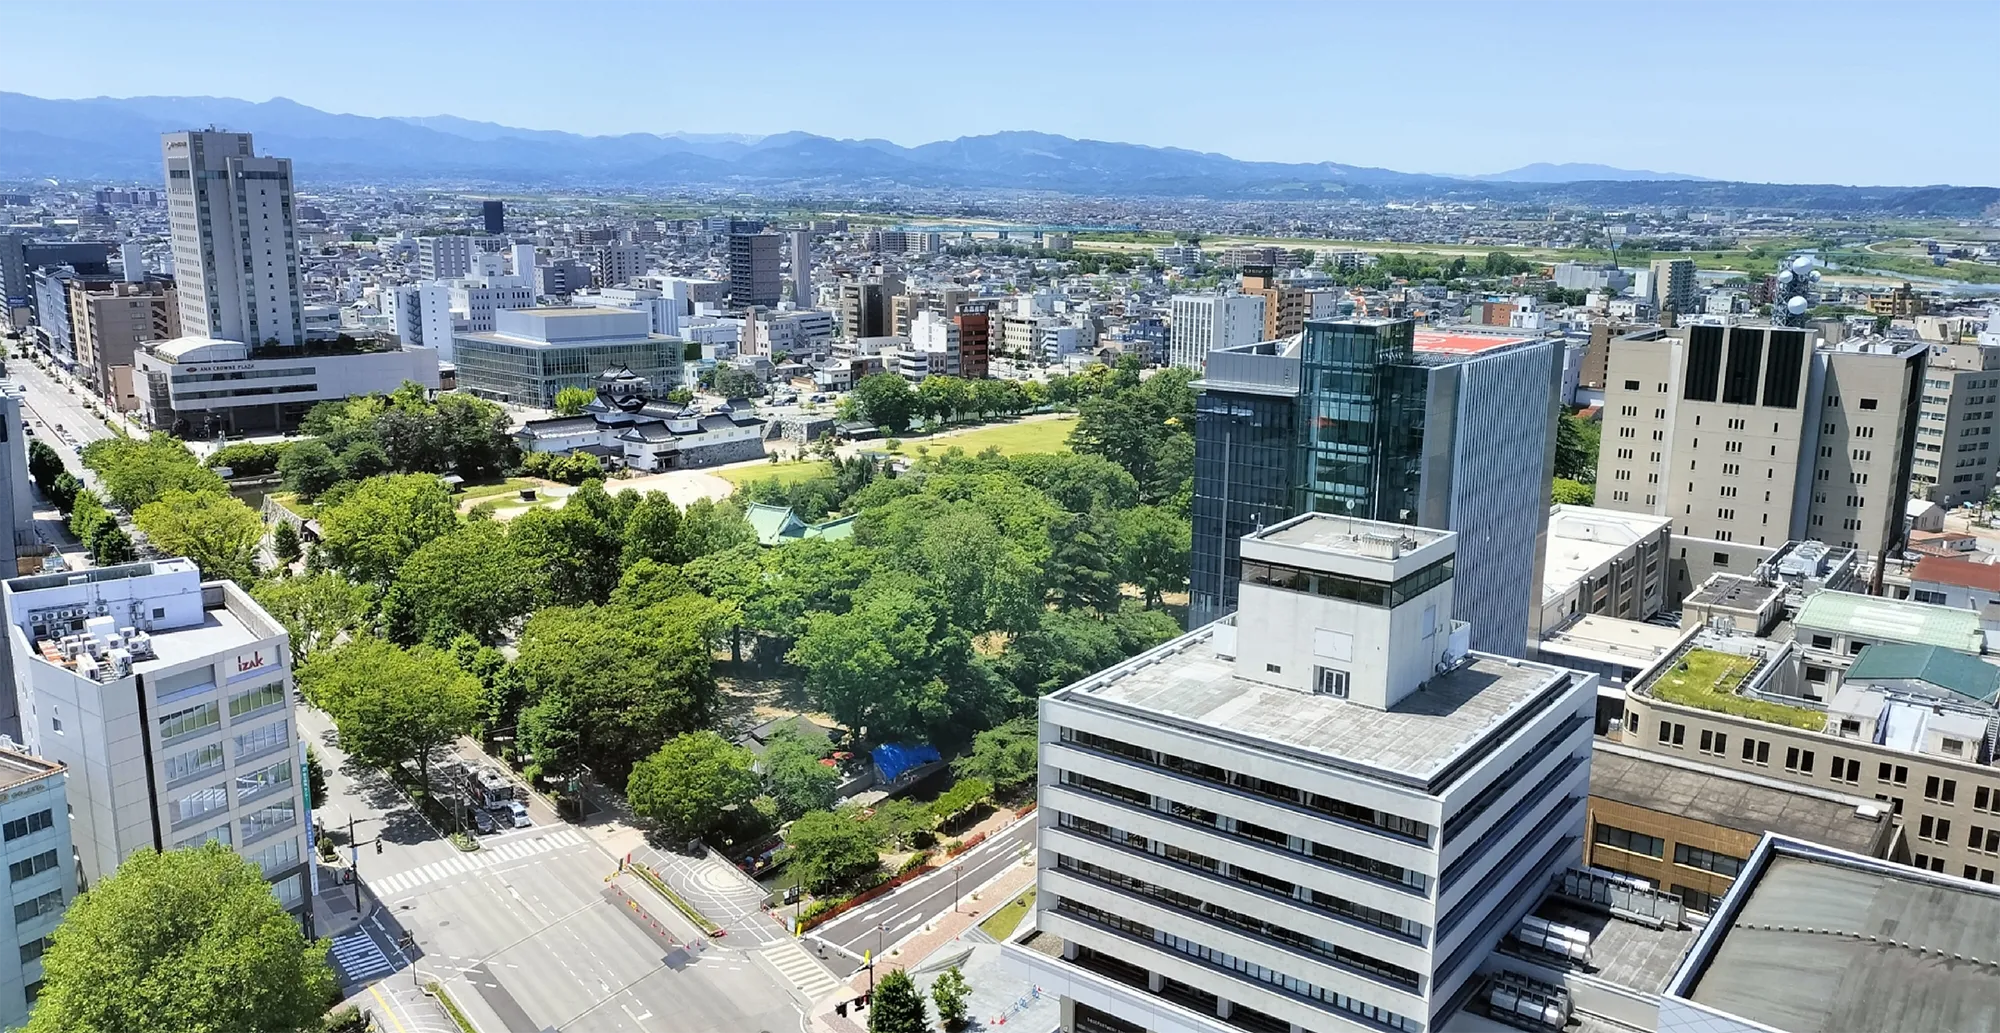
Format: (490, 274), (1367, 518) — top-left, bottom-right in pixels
(3, 93), (1994, 214)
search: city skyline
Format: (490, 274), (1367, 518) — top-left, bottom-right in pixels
(2, 0), (1994, 187)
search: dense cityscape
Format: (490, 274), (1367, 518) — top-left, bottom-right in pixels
(2, 5), (2000, 1033)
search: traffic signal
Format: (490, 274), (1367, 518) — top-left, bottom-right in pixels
(374, 839), (382, 854)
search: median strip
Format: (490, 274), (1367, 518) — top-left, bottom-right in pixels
(630, 861), (725, 937)
(424, 981), (479, 1033)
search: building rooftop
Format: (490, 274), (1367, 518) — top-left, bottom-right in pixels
(1539, 614), (1684, 669)
(1793, 590), (1984, 653)
(0, 747), (63, 792)
(1542, 506), (1669, 603)
(1842, 643), (2000, 705)
(1671, 837), (2000, 1033)
(1249, 512), (1452, 556)
(1590, 743), (1888, 856)
(1413, 329), (1536, 354)
(1525, 896), (1698, 994)
(140, 603), (259, 672)
(1065, 622), (1573, 790)
(1684, 573), (1785, 614)
(1636, 641), (1826, 731)
(1910, 554), (2000, 594)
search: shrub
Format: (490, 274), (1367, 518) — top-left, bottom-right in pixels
(206, 442), (290, 477)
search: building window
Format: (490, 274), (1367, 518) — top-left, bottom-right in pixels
(1657, 721), (1685, 747)
(1, 810), (52, 842)
(234, 758), (293, 803)
(1314, 667), (1349, 698)
(1673, 884), (1722, 914)
(1926, 776), (1958, 804)
(11, 888), (62, 925)
(1831, 757), (1860, 784)
(157, 700), (220, 742)
(7, 850), (58, 883)
(1592, 823), (1664, 859)
(1784, 747), (1815, 775)
(1673, 844), (1746, 878)
(226, 681), (286, 718)
(17, 935), (54, 965)
(1879, 763), (1909, 787)
(1699, 730), (1728, 757)
(1740, 738), (1770, 765)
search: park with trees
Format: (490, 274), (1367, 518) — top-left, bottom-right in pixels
(26, 359), (1199, 1024)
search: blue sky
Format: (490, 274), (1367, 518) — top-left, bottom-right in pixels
(4, 1), (1993, 186)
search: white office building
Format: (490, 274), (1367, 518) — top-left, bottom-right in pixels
(383, 282), (456, 357)
(906, 308), (961, 380)
(417, 235), (473, 281)
(0, 747), (68, 1026)
(449, 277), (536, 336)
(1171, 293), (1266, 370)
(757, 308), (834, 358)
(162, 131), (302, 346)
(1012, 514), (1597, 1033)
(132, 335), (441, 436)
(1, 560), (309, 921)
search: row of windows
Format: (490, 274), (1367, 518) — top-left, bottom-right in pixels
(1238, 556), (1452, 612)
(1056, 811), (1427, 942)
(1054, 899), (1418, 1032)
(1, 810), (52, 842)
(1059, 727), (1430, 843)
(12, 888), (62, 925)
(1056, 770), (1428, 893)
(1592, 823), (1663, 859)
(8, 849), (58, 883)
(1056, 854), (1423, 990)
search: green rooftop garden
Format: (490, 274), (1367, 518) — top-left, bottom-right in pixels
(1650, 648), (1826, 731)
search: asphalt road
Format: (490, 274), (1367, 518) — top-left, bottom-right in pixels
(10, 357), (119, 452)
(303, 708), (810, 1033)
(809, 817), (1034, 976)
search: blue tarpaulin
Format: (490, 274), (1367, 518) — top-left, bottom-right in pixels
(872, 742), (941, 783)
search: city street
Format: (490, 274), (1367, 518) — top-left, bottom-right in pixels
(301, 707), (819, 1032)
(9, 354), (123, 452)
(808, 817), (1035, 977)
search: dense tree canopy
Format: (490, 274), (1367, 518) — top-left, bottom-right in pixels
(299, 638), (481, 788)
(316, 473), (461, 584)
(250, 573), (370, 663)
(27, 843), (335, 1033)
(132, 489), (264, 584)
(79, 434), (226, 511)
(627, 732), (760, 841)
(383, 522), (535, 646)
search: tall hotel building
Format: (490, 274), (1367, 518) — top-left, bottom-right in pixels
(162, 131), (302, 347)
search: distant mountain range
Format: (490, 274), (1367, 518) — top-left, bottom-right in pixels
(3, 92), (1994, 215)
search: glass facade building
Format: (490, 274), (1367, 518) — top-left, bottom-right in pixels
(1190, 318), (1559, 656)
(452, 307), (683, 407)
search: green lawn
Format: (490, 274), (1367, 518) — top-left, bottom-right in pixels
(915, 416), (1076, 457)
(979, 886), (1036, 941)
(717, 460), (831, 487)
(1650, 648), (1825, 730)
(266, 492), (308, 517)
(456, 477), (541, 501)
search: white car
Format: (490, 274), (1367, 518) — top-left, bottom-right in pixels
(503, 800), (530, 828)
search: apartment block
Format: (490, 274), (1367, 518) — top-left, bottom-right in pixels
(1170, 293), (1266, 370)
(448, 277), (536, 335)
(1014, 514), (1597, 1033)
(417, 235), (473, 281)
(728, 232), (781, 309)
(0, 747), (68, 1025)
(581, 244), (646, 290)
(1594, 326), (1924, 562)
(1911, 340), (2000, 505)
(1192, 322), (1560, 657)
(68, 279), (179, 411)
(1241, 266), (1310, 341)
(1647, 259), (1696, 321)
(0, 560), (309, 920)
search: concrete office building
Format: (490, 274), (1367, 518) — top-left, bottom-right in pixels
(448, 277), (535, 335)
(481, 200), (504, 235)
(1594, 326), (1925, 564)
(1014, 514), (1597, 1033)
(1539, 506), (1672, 633)
(788, 229), (811, 307)
(132, 336), (441, 436)
(1191, 322), (1561, 657)
(1, 560), (309, 920)
(417, 235), (473, 281)
(30, 266), (115, 361)
(1648, 259), (1697, 321)
(752, 309), (834, 359)
(836, 276), (894, 340)
(68, 279), (178, 410)
(907, 309), (962, 381)
(1169, 293), (1266, 370)
(0, 748), (70, 1025)
(452, 307), (681, 407)
(162, 132), (302, 346)
(728, 232), (781, 309)
(955, 304), (992, 379)
(0, 237), (111, 335)
(588, 286), (684, 339)
(1911, 339), (2000, 506)
(535, 258), (591, 298)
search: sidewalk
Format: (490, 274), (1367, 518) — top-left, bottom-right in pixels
(830, 853), (1035, 1000)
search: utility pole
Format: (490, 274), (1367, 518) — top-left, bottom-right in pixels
(349, 815), (360, 911)
(953, 865), (961, 914)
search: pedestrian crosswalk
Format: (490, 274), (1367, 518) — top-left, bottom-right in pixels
(330, 930), (395, 985)
(762, 938), (843, 1001)
(369, 828), (587, 897)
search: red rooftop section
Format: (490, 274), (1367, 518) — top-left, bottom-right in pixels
(1413, 329), (1535, 354)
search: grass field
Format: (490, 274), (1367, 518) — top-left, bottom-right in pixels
(979, 887), (1036, 941)
(717, 460), (830, 487)
(914, 415), (1076, 456)
(456, 477), (542, 501)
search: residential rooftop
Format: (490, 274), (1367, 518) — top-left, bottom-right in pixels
(1793, 590), (1984, 653)
(1671, 837), (2000, 1033)
(1684, 573), (1784, 614)
(1910, 554), (2000, 594)
(1590, 742), (1889, 856)
(1538, 614), (1683, 669)
(1842, 642), (2000, 705)
(1060, 621), (1575, 791)
(0, 747), (63, 792)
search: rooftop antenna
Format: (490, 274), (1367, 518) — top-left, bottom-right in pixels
(1771, 254), (1820, 328)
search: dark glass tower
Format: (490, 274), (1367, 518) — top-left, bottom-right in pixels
(1189, 318), (1559, 656)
